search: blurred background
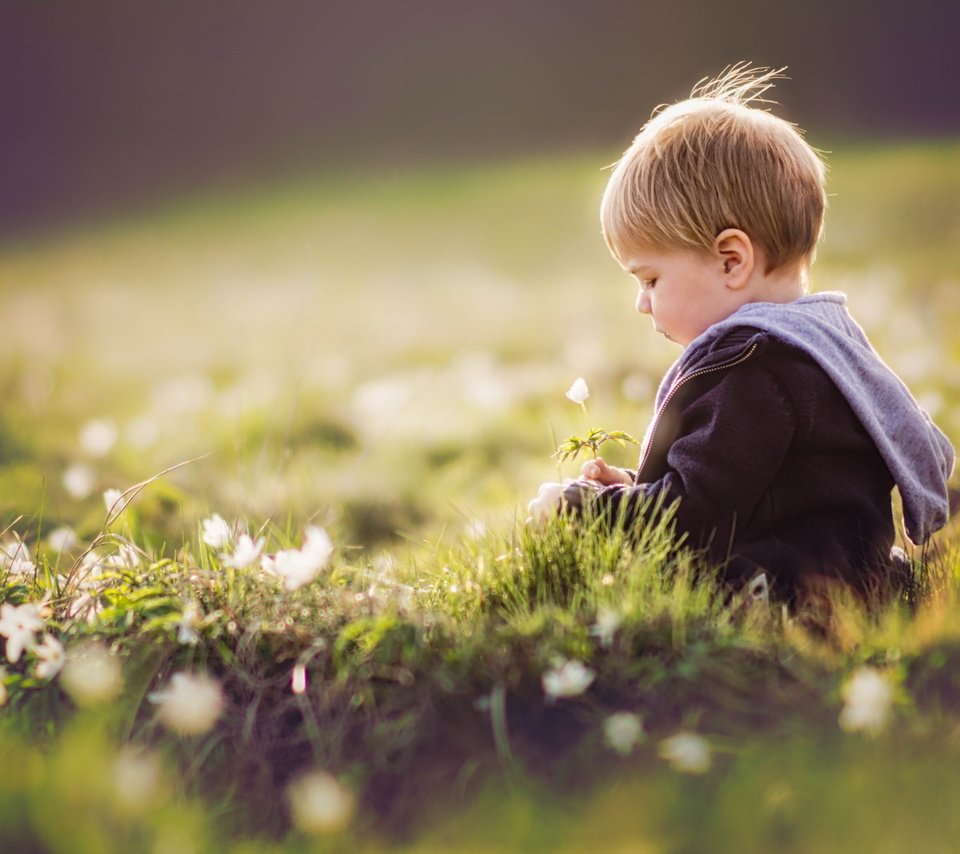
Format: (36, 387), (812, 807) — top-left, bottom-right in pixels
(1, 1), (958, 555)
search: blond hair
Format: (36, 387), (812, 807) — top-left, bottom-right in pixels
(600, 64), (827, 273)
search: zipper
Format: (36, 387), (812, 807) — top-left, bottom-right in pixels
(636, 342), (759, 479)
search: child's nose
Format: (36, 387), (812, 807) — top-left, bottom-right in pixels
(636, 287), (652, 315)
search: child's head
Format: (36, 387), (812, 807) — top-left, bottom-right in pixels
(600, 64), (827, 275)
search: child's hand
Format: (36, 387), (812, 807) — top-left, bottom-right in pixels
(580, 457), (633, 486)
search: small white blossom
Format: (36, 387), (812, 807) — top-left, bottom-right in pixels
(201, 514), (233, 550)
(34, 634), (66, 680)
(79, 418), (118, 457)
(60, 641), (122, 705)
(287, 771), (355, 835)
(839, 667), (895, 736)
(112, 746), (165, 813)
(46, 526), (78, 553)
(63, 463), (96, 500)
(603, 712), (645, 756)
(659, 732), (712, 774)
(565, 377), (590, 404)
(221, 534), (264, 569)
(103, 488), (125, 514)
(542, 658), (595, 700)
(261, 526), (334, 591)
(526, 481), (566, 525)
(148, 672), (224, 736)
(291, 663), (307, 695)
(0, 602), (44, 663)
(590, 607), (622, 647)
(1, 538), (35, 577)
(176, 603), (201, 646)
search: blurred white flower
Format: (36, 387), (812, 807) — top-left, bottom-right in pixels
(201, 514), (233, 550)
(79, 418), (118, 457)
(112, 746), (165, 813)
(658, 732), (712, 774)
(63, 463), (96, 500)
(287, 771), (355, 835)
(261, 526), (334, 591)
(46, 525), (78, 553)
(1, 537), (35, 576)
(590, 607), (622, 647)
(176, 603), (201, 646)
(603, 712), (645, 756)
(60, 640), (122, 705)
(221, 534), (265, 569)
(542, 658), (595, 700)
(565, 377), (589, 404)
(839, 667), (895, 736)
(526, 481), (566, 525)
(291, 663), (307, 695)
(103, 488), (125, 514)
(34, 634), (65, 680)
(0, 602), (44, 663)
(149, 672), (224, 736)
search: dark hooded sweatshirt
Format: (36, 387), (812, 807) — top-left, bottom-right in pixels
(584, 293), (955, 596)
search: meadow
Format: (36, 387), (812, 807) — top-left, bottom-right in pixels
(1, 139), (960, 851)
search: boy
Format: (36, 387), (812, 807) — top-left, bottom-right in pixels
(555, 65), (955, 600)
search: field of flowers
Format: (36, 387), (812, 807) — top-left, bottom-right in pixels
(2, 141), (960, 852)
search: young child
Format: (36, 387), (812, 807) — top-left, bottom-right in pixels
(555, 65), (955, 600)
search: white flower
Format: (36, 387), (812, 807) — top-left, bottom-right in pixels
(63, 463), (95, 500)
(112, 746), (165, 813)
(176, 603), (201, 646)
(148, 672), (224, 736)
(221, 534), (264, 569)
(0, 602), (44, 663)
(79, 418), (118, 457)
(565, 377), (589, 404)
(658, 732), (712, 774)
(590, 607), (622, 647)
(261, 526), (333, 591)
(1, 538), (35, 576)
(287, 771), (355, 835)
(103, 488), (125, 514)
(839, 667), (894, 736)
(34, 634), (66, 680)
(60, 641), (122, 705)
(526, 481), (566, 524)
(201, 514), (233, 550)
(46, 526), (78, 553)
(542, 658), (595, 700)
(603, 712), (644, 756)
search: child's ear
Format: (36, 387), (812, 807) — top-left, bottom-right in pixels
(714, 228), (755, 290)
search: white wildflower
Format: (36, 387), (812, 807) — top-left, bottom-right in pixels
(565, 377), (589, 404)
(590, 607), (622, 647)
(201, 514), (233, 550)
(34, 634), (66, 680)
(113, 746), (165, 813)
(261, 526), (333, 591)
(839, 667), (895, 736)
(60, 640), (122, 705)
(47, 525), (78, 553)
(1, 538), (35, 576)
(526, 481), (566, 525)
(291, 663), (307, 695)
(0, 602), (44, 663)
(148, 672), (224, 736)
(176, 603), (201, 646)
(63, 463), (96, 499)
(103, 488), (125, 514)
(542, 657), (595, 700)
(603, 712), (645, 756)
(221, 534), (264, 569)
(287, 771), (355, 835)
(79, 418), (118, 457)
(658, 732), (712, 774)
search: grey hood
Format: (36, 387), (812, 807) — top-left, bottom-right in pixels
(658, 292), (955, 544)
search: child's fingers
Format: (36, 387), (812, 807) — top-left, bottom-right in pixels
(581, 459), (603, 480)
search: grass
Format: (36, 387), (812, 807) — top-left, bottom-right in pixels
(1, 139), (960, 850)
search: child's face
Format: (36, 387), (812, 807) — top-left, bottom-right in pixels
(620, 244), (746, 347)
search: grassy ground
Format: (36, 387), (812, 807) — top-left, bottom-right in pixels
(1, 139), (960, 851)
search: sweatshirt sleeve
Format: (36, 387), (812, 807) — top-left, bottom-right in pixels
(592, 359), (798, 549)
